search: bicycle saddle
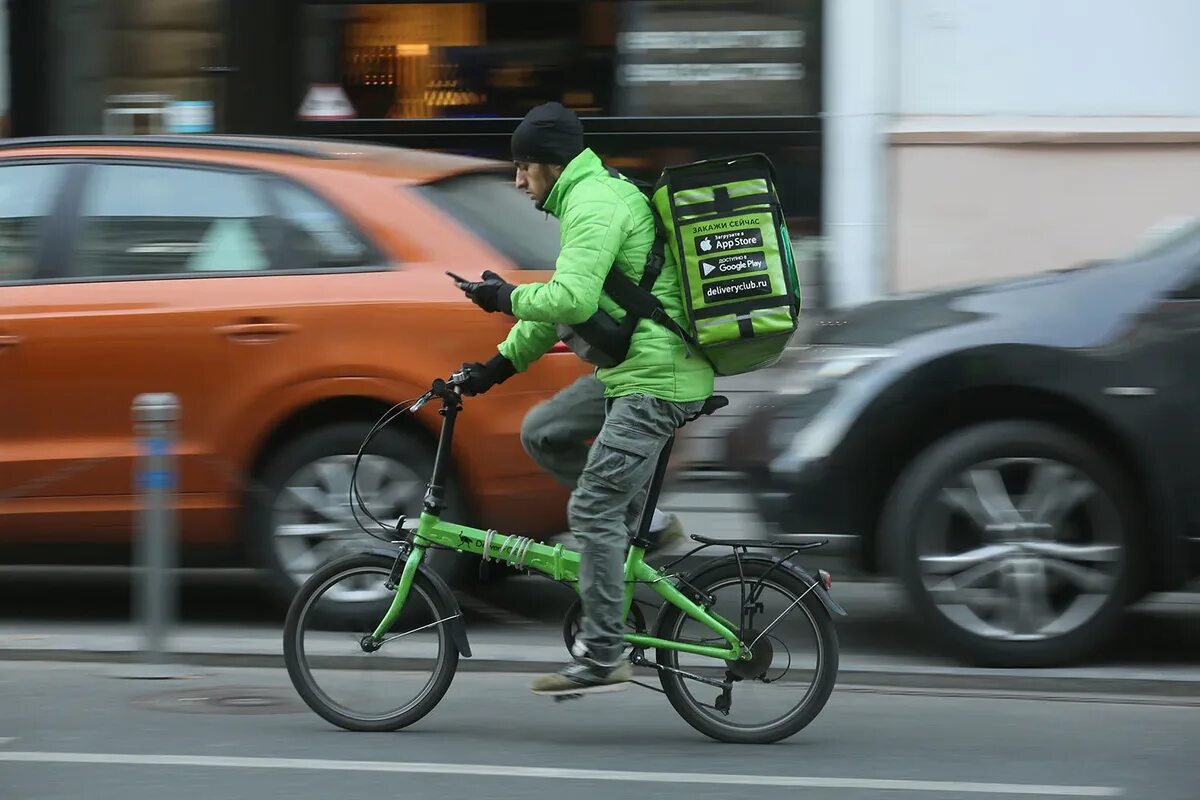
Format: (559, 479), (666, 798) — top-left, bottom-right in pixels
(691, 394), (729, 420)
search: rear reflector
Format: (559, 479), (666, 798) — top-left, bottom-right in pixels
(818, 569), (832, 590)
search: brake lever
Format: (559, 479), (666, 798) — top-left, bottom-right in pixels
(409, 391), (434, 413)
(411, 373), (465, 413)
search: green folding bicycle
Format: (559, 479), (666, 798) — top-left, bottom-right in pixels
(283, 372), (846, 744)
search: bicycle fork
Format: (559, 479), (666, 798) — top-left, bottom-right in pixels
(364, 543), (426, 647)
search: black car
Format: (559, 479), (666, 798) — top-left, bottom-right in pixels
(723, 221), (1200, 667)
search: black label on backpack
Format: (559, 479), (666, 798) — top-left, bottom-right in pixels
(702, 274), (773, 304)
(699, 252), (767, 281)
(694, 228), (763, 256)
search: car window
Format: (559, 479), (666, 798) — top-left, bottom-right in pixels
(70, 164), (275, 279)
(267, 178), (378, 270)
(0, 163), (70, 282)
(415, 172), (561, 270)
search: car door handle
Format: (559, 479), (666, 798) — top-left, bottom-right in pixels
(0, 333), (23, 348)
(214, 321), (299, 343)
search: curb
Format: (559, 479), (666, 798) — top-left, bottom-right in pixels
(3, 647), (1198, 702)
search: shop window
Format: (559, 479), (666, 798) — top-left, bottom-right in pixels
(300, 1), (821, 120)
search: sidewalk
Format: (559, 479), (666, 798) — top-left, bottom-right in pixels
(4, 619), (1199, 700)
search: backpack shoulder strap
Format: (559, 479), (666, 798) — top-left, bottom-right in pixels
(603, 163), (664, 291)
(598, 162), (717, 363)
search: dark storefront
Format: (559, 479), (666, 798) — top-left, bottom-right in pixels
(8, 0), (823, 232)
(227, 0), (824, 233)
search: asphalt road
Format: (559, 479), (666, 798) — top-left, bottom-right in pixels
(1, 661), (1194, 800)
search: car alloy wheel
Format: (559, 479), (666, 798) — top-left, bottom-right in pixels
(917, 456), (1124, 641)
(883, 420), (1138, 667)
(272, 453), (425, 604)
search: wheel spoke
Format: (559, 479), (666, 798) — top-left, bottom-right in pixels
(939, 487), (999, 531)
(926, 556), (1009, 606)
(276, 521), (355, 539)
(1005, 562), (1055, 635)
(283, 485), (335, 517)
(920, 543), (1018, 575)
(374, 478), (422, 512)
(933, 556), (1007, 590)
(315, 459), (353, 496)
(354, 456), (389, 497)
(1025, 465), (1094, 526)
(1020, 541), (1120, 563)
(1043, 558), (1113, 593)
(967, 468), (1023, 524)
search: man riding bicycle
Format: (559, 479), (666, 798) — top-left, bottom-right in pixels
(454, 101), (714, 694)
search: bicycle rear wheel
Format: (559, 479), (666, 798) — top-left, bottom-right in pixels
(653, 560), (839, 744)
(283, 552), (459, 732)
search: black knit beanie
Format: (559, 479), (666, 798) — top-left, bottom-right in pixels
(511, 102), (585, 166)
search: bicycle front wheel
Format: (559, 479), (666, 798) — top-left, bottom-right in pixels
(654, 560), (839, 744)
(283, 552), (459, 732)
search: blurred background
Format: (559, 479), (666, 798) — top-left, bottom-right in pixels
(2, 5), (1200, 795)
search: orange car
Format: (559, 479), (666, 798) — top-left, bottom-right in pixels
(0, 134), (589, 605)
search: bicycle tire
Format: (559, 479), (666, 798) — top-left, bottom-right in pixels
(653, 561), (839, 744)
(283, 552), (459, 732)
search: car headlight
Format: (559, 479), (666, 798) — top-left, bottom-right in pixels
(776, 346), (896, 396)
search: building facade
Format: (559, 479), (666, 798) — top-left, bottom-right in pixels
(824, 0), (1200, 307)
(6, 0), (828, 302)
(14, 1), (1187, 311)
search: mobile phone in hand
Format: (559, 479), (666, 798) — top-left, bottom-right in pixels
(445, 271), (470, 288)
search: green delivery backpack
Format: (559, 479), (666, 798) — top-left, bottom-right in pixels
(600, 153), (803, 376)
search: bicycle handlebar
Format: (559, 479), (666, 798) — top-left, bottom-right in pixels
(408, 372), (469, 413)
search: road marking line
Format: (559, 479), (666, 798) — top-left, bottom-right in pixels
(0, 752), (1123, 796)
(0, 739), (14, 746)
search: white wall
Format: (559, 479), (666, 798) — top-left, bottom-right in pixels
(823, 0), (1200, 304)
(897, 0), (1200, 117)
(885, 0), (1200, 293)
(891, 143), (1200, 293)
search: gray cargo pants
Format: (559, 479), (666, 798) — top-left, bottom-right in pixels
(520, 374), (608, 489)
(560, 389), (702, 663)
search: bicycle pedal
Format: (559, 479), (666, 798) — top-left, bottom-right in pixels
(553, 693), (585, 703)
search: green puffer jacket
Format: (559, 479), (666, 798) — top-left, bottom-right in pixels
(497, 148), (714, 403)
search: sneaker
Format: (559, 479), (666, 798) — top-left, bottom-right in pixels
(531, 649), (633, 696)
(646, 512), (684, 554)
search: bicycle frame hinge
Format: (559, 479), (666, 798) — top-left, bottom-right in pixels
(423, 483), (444, 514)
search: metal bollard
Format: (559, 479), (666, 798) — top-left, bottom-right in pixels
(131, 393), (180, 677)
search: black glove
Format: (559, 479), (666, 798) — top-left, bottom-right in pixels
(458, 354), (517, 397)
(461, 270), (515, 315)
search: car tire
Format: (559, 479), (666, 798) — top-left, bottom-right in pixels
(881, 419), (1139, 668)
(248, 422), (480, 610)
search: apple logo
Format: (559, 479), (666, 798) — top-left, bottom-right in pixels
(699, 237), (713, 252)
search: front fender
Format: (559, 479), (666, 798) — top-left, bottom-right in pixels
(362, 546), (473, 658)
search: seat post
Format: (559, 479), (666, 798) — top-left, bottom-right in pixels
(630, 433), (677, 549)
